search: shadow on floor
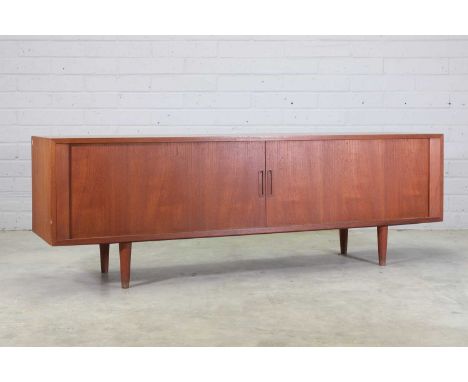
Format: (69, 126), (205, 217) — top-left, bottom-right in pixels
(94, 246), (448, 288)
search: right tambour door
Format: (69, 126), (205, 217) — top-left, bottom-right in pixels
(265, 138), (431, 227)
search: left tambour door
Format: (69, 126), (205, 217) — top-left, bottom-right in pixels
(69, 143), (192, 239)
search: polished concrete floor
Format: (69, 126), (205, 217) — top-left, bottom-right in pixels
(0, 229), (467, 346)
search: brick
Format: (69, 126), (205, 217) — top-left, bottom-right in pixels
(18, 211), (33, 229)
(346, 109), (468, 125)
(450, 58), (468, 74)
(0, 196), (31, 211)
(17, 75), (84, 91)
(51, 93), (120, 108)
(118, 58), (184, 73)
(184, 58), (252, 73)
(184, 58), (319, 74)
(0, 41), (21, 57)
(0, 177), (31, 192)
(51, 58), (119, 74)
(384, 59), (448, 74)
(19, 41), (85, 56)
(84, 42), (152, 57)
(85, 75), (151, 91)
(284, 110), (346, 125)
(0, 144), (19, 159)
(183, 93), (250, 108)
(318, 92), (383, 108)
(17, 110), (83, 125)
(448, 196), (468, 212)
(383, 92), (450, 108)
(152, 110), (217, 125)
(219, 41), (284, 57)
(0, 160), (30, 176)
(0, 126), (55, 142)
(213, 110), (283, 125)
(252, 58), (319, 74)
(151, 75), (216, 91)
(283, 75), (349, 91)
(350, 75), (414, 91)
(284, 41), (351, 57)
(119, 93), (183, 108)
(415, 76), (468, 91)
(163, 41), (218, 57)
(449, 93), (468, 107)
(0, 211), (32, 230)
(351, 41), (468, 57)
(447, 161), (468, 177)
(0, 111), (16, 125)
(318, 58), (382, 74)
(253, 93), (318, 108)
(218, 75), (283, 91)
(446, 127), (468, 142)
(0, 58), (51, 74)
(445, 178), (468, 194)
(84, 110), (153, 125)
(0, 76), (17, 91)
(17, 144), (31, 159)
(0, 93), (53, 108)
(445, 142), (468, 159)
(0, 212), (17, 230)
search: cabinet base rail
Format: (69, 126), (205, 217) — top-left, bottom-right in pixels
(100, 226), (388, 289)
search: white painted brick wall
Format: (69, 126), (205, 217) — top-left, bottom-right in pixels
(1, 36), (467, 230)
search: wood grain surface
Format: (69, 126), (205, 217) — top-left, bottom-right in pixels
(265, 138), (430, 227)
(70, 143), (192, 238)
(31, 137), (54, 243)
(191, 141), (266, 231)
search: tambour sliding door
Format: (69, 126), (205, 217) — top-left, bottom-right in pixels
(265, 138), (431, 227)
(69, 143), (193, 238)
(63, 141), (266, 241)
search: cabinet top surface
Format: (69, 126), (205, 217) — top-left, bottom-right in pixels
(32, 133), (443, 144)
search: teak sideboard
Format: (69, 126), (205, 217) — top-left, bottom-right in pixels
(32, 134), (444, 288)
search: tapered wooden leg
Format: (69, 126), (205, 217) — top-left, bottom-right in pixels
(377, 226), (388, 266)
(339, 228), (348, 255)
(119, 242), (132, 289)
(99, 243), (110, 273)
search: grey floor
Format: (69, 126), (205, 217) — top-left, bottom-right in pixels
(0, 229), (467, 346)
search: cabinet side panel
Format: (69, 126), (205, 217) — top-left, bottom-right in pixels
(32, 137), (54, 244)
(56, 144), (70, 240)
(429, 137), (444, 218)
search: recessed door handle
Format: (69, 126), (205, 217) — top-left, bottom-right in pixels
(258, 170), (264, 197)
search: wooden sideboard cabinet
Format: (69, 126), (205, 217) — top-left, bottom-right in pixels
(32, 134), (444, 288)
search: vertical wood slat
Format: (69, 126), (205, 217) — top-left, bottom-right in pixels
(429, 137), (444, 218)
(55, 144), (70, 240)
